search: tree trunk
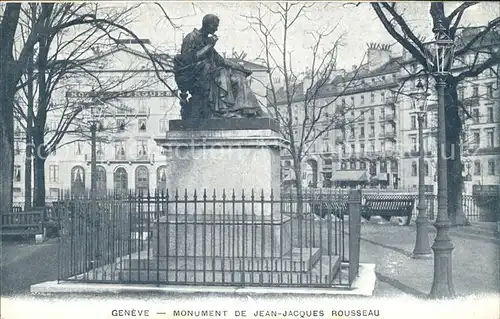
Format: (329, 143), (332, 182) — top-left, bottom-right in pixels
(24, 50), (35, 211)
(0, 95), (14, 215)
(33, 30), (49, 208)
(33, 127), (46, 208)
(0, 4), (22, 215)
(445, 80), (470, 226)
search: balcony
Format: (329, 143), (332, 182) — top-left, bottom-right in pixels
(385, 113), (396, 122)
(385, 96), (397, 105)
(463, 96), (480, 107)
(384, 131), (397, 140)
(85, 153), (155, 164)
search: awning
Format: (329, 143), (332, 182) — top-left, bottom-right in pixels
(373, 173), (389, 181)
(331, 170), (369, 182)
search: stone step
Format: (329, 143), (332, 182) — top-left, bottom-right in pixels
(117, 248), (322, 272)
(118, 255), (341, 286)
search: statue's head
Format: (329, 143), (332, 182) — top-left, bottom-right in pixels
(202, 14), (219, 35)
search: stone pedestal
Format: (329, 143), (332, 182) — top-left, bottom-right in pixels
(154, 118), (286, 215)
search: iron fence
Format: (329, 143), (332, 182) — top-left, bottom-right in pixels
(55, 189), (362, 289)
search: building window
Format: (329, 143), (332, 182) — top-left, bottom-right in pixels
(15, 142), (21, 155)
(424, 161), (429, 176)
(96, 166), (107, 196)
(350, 161), (356, 169)
(160, 119), (168, 133)
(487, 107), (494, 123)
(71, 166), (86, 196)
(96, 142), (104, 160)
(135, 166), (149, 192)
(380, 92), (385, 102)
(487, 130), (495, 148)
(472, 131), (480, 148)
(360, 143), (365, 154)
(369, 162), (376, 175)
(116, 119), (126, 131)
(370, 109), (375, 119)
(411, 115), (417, 129)
(138, 99), (148, 114)
(360, 161), (366, 170)
(370, 93), (375, 103)
(115, 141), (126, 160)
(360, 126), (365, 138)
(350, 127), (355, 139)
(487, 84), (494, 99)
(472, 85), (479, 97)
(487, 160), (496, 175)
(157, 166), (167, 191)
(360, 95), (365, 104)
(410, 136), (417, 152)
(380, 161), (387, 173)
(458, 87), (464, 100)
(114, 167), (128, 196)
(341, 161), (347, 170)
(350, 96), (355, 106)
(391, 160), (398, 173)
(137, 141), (148, 160)
(75, 142), (82, 155)
(49, 165), (59, 183)
(472, 108), (480, 123)
(474, 160), (481, 175)
(411, 161), (417, 176)
(138, 119), (147, 131)
(14, 165), (21, 182)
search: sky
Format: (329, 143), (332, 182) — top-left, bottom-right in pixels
(116, 1), (500, 73)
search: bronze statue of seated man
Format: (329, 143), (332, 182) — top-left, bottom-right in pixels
(173, 14), (267, 120)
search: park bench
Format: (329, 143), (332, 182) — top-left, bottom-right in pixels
(1, 208), (45, 237)
(309, 195), (349, 220)
(362, 195), (415, 226)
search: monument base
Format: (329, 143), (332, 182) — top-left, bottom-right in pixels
(152, 214), (292, 258)
(154, 118), (287, 202)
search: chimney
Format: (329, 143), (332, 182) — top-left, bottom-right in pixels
(366, 43), (392, 71)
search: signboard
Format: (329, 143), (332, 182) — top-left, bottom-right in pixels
(65, 91), (174, 98)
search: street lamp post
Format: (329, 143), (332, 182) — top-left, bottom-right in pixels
(410, 79), (432, 259)
(424, 17), (456, 299)
(86, 102), (104, 269)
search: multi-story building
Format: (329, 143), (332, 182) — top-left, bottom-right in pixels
(399, 27), (500, 193)
(279, 29), (500, 191)
(13, 40), (269, 204)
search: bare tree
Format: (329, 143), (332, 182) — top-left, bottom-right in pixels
(371, 2), (500, 225)
(244, 3), (365, 204)
(0, 2), (179, 214)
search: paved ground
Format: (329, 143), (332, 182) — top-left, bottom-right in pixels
(1, 223), (498, 298)
(362, 222), (499, 298)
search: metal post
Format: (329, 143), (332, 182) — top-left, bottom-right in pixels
(413, 114), (432, 259)
(90, 122), (98, 269)
(91, 123), (97, 199)
(430, 76), (455, 298)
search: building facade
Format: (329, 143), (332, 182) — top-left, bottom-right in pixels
(279, 30), (500, 192)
